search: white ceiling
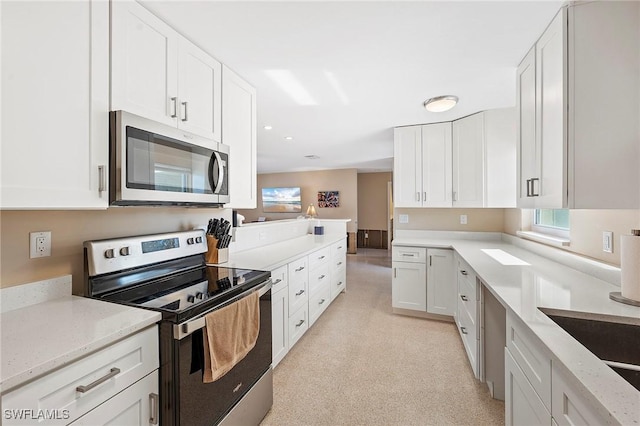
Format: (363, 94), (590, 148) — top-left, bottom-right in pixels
(141, 1), (563, 174)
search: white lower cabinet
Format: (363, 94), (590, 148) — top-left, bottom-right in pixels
(288, 304), (309, 348)
(309, 283), (331, 326)
(455, 254), (481, 379)
(2, 326), (159, 426)
(551, 364), (606, 426)
(426, 248), (455, 316)
(271, 284), (289, 368)
(505, 348), (551, 426)
(70, 372), (158, 426)
(392, 261), (427, 311)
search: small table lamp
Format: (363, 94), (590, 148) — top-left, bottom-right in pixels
(306, 204), (317, 219)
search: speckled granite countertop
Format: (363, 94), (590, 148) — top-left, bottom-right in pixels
(0, 294), (160, 394)
(394, 234), (640, 425)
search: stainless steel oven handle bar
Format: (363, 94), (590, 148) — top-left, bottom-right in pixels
(173, 279), (271, 340)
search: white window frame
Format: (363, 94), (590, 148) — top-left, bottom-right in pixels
(531, 209), (570, 239)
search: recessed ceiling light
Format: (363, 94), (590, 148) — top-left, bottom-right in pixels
(304, 155), (320, 160)
(284, 136), (293, 141)
(423, 95), (458, 112)
(263, 125), (273, 130)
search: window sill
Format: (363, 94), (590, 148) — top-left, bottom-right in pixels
(516, 231), (571, 248)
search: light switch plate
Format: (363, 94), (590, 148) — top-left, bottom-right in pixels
(603, 231), (613, 253)
(460, 215), (468, 225)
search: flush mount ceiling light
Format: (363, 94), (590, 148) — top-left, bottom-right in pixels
(423, 95), (459, 112)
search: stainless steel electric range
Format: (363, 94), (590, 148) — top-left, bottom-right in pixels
(84, 230), (273, 426)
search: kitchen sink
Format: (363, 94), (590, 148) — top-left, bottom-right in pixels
(541, 310), (640, 391)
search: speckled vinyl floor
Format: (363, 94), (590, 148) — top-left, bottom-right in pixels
(260, 248), (504, 426)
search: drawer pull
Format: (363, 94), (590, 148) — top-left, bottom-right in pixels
(295, 266), (305, 272)
(318, 274), (326, 280)
(460, 326), (468, 335)
(460, 295), (468, 301)
(149, 393), (159, 425)
(76, 367), (121, 393)
(273, 278), (282, 284)
(319, 299), (326, 305)
(402, 253), (415, 257)
(295, 289), (305, 296)
(338, 246), (343, 249)
(337, 281), (343, 286)
(295, 319), (305, 327)
(318, 255), (326, 260)
(460, 270), (468, 275)
(337, 261), (343, 266)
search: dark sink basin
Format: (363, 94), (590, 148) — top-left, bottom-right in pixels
(541, 311), (640, 391)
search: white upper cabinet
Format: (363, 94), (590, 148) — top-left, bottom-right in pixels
(1, 0), (110, 209)
(517, 1), (640, 209)
(223, 66), (257, 209)
(453, 113), (485, 207)
(111, 1), (222, 143)
(393, 123), (452, 208)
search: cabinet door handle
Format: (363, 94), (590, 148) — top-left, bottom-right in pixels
(526, 178), (531, 197)
(453, 191), (457, 202)
(98, 165), (106, 193)
(416, 192), (420, 201)
(393, 268), (396, 278)
(170, 97), (178, 118)
(295, 319), (305, 327)
(295, 266), (305, 272)
(429, 255), (432, 266)
(319, 298), (326, 305)
(181, 101), (189, 121)
(460, 270), (468, 276)
(318, 255), (326, 260)
(460, 295), (468, 301)
(460, 326), (468, 335)
(423, 192), (427, 201)
(337, 281), (343, 286)
(530, 177), (539, 197)
(337, 261), (343, 266)
(295, 289), (305, 296)
(76, 367), (121, 393)
(273, 278), (282, 284)
(318, 274), (326, 280)
(149, 393), (159, 425)
(338, 246), (343, 250)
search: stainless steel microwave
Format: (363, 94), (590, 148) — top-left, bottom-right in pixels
(110, 111), (229, 207)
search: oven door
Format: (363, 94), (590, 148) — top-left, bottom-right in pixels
(162, 281), (272, 426)
(111, 110), (228, 206)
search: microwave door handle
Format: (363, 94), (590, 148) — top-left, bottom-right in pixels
(213, 151), (225, 194)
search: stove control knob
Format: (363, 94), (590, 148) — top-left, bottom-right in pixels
(104, 248), (115, 259)
(195, 236), (203, 244)
(195, 292), (204, 299)
(187, 295), (195, 303)
(187, 238), (195, 245)
(119, 246), (131, 256)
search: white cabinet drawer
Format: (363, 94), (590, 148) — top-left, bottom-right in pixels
(330, 239), (347, 259)
(270, 264), (288, 293)
(309, 282), (331, 326)
(288, 306), (309, 348)
(506, 311), (552, 411)
(392, 246), (427, 263)
(308, 263), (330, 295)
(458, 273), (477, 321)
(2, 326), (158, 426)
(288, 256), (308, 284)
(331, 265), (346, 301)
(332, 253), (346, 270)
(457, 307), (479, 377)
(308, 247), (330, 270)
(70, 371), (158, 426)
(288, 277), (308, 316)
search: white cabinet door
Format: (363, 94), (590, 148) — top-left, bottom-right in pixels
(536, 9), (566, 208)
(223, 65), (257, 208)
(70, 372), (158, 426)
(111, 0), (178, 127)
(271, 286), (289, 368)
(452, 113), (484, 207)
(1, 0), (109, 209)
(421, 122), (453, 207)
(516, 46), (538, 209)
(178, 39), (222, 142)
(392, 261), (426, 311)
(484, 107), (517, 208)
(426, 249), (455, 316)
(393, 126), (422, 207)
(505, 348), (551, 426)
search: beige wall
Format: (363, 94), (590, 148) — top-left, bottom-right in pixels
(237, 169), (358, 232)
(504, 208), (640, 266)
(357, 172), (392, 230)
(394, 208), (505, 232)
(0, 208), (230, 293)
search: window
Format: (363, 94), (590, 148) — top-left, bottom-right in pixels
(532, 209), (570, 238)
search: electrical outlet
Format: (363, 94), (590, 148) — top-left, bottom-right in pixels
(399, 214), (409, 224)
(603, 231), (613, 253)
(30, 231), (51, 258)
(460, 215), (468, 225)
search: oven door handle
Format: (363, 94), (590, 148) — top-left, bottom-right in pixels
(173, 279), (271, 340)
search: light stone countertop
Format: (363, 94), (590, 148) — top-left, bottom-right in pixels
(212, 233), (347, 271)
(393, 236), (640, 425)
(0, 295), (160, 394)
